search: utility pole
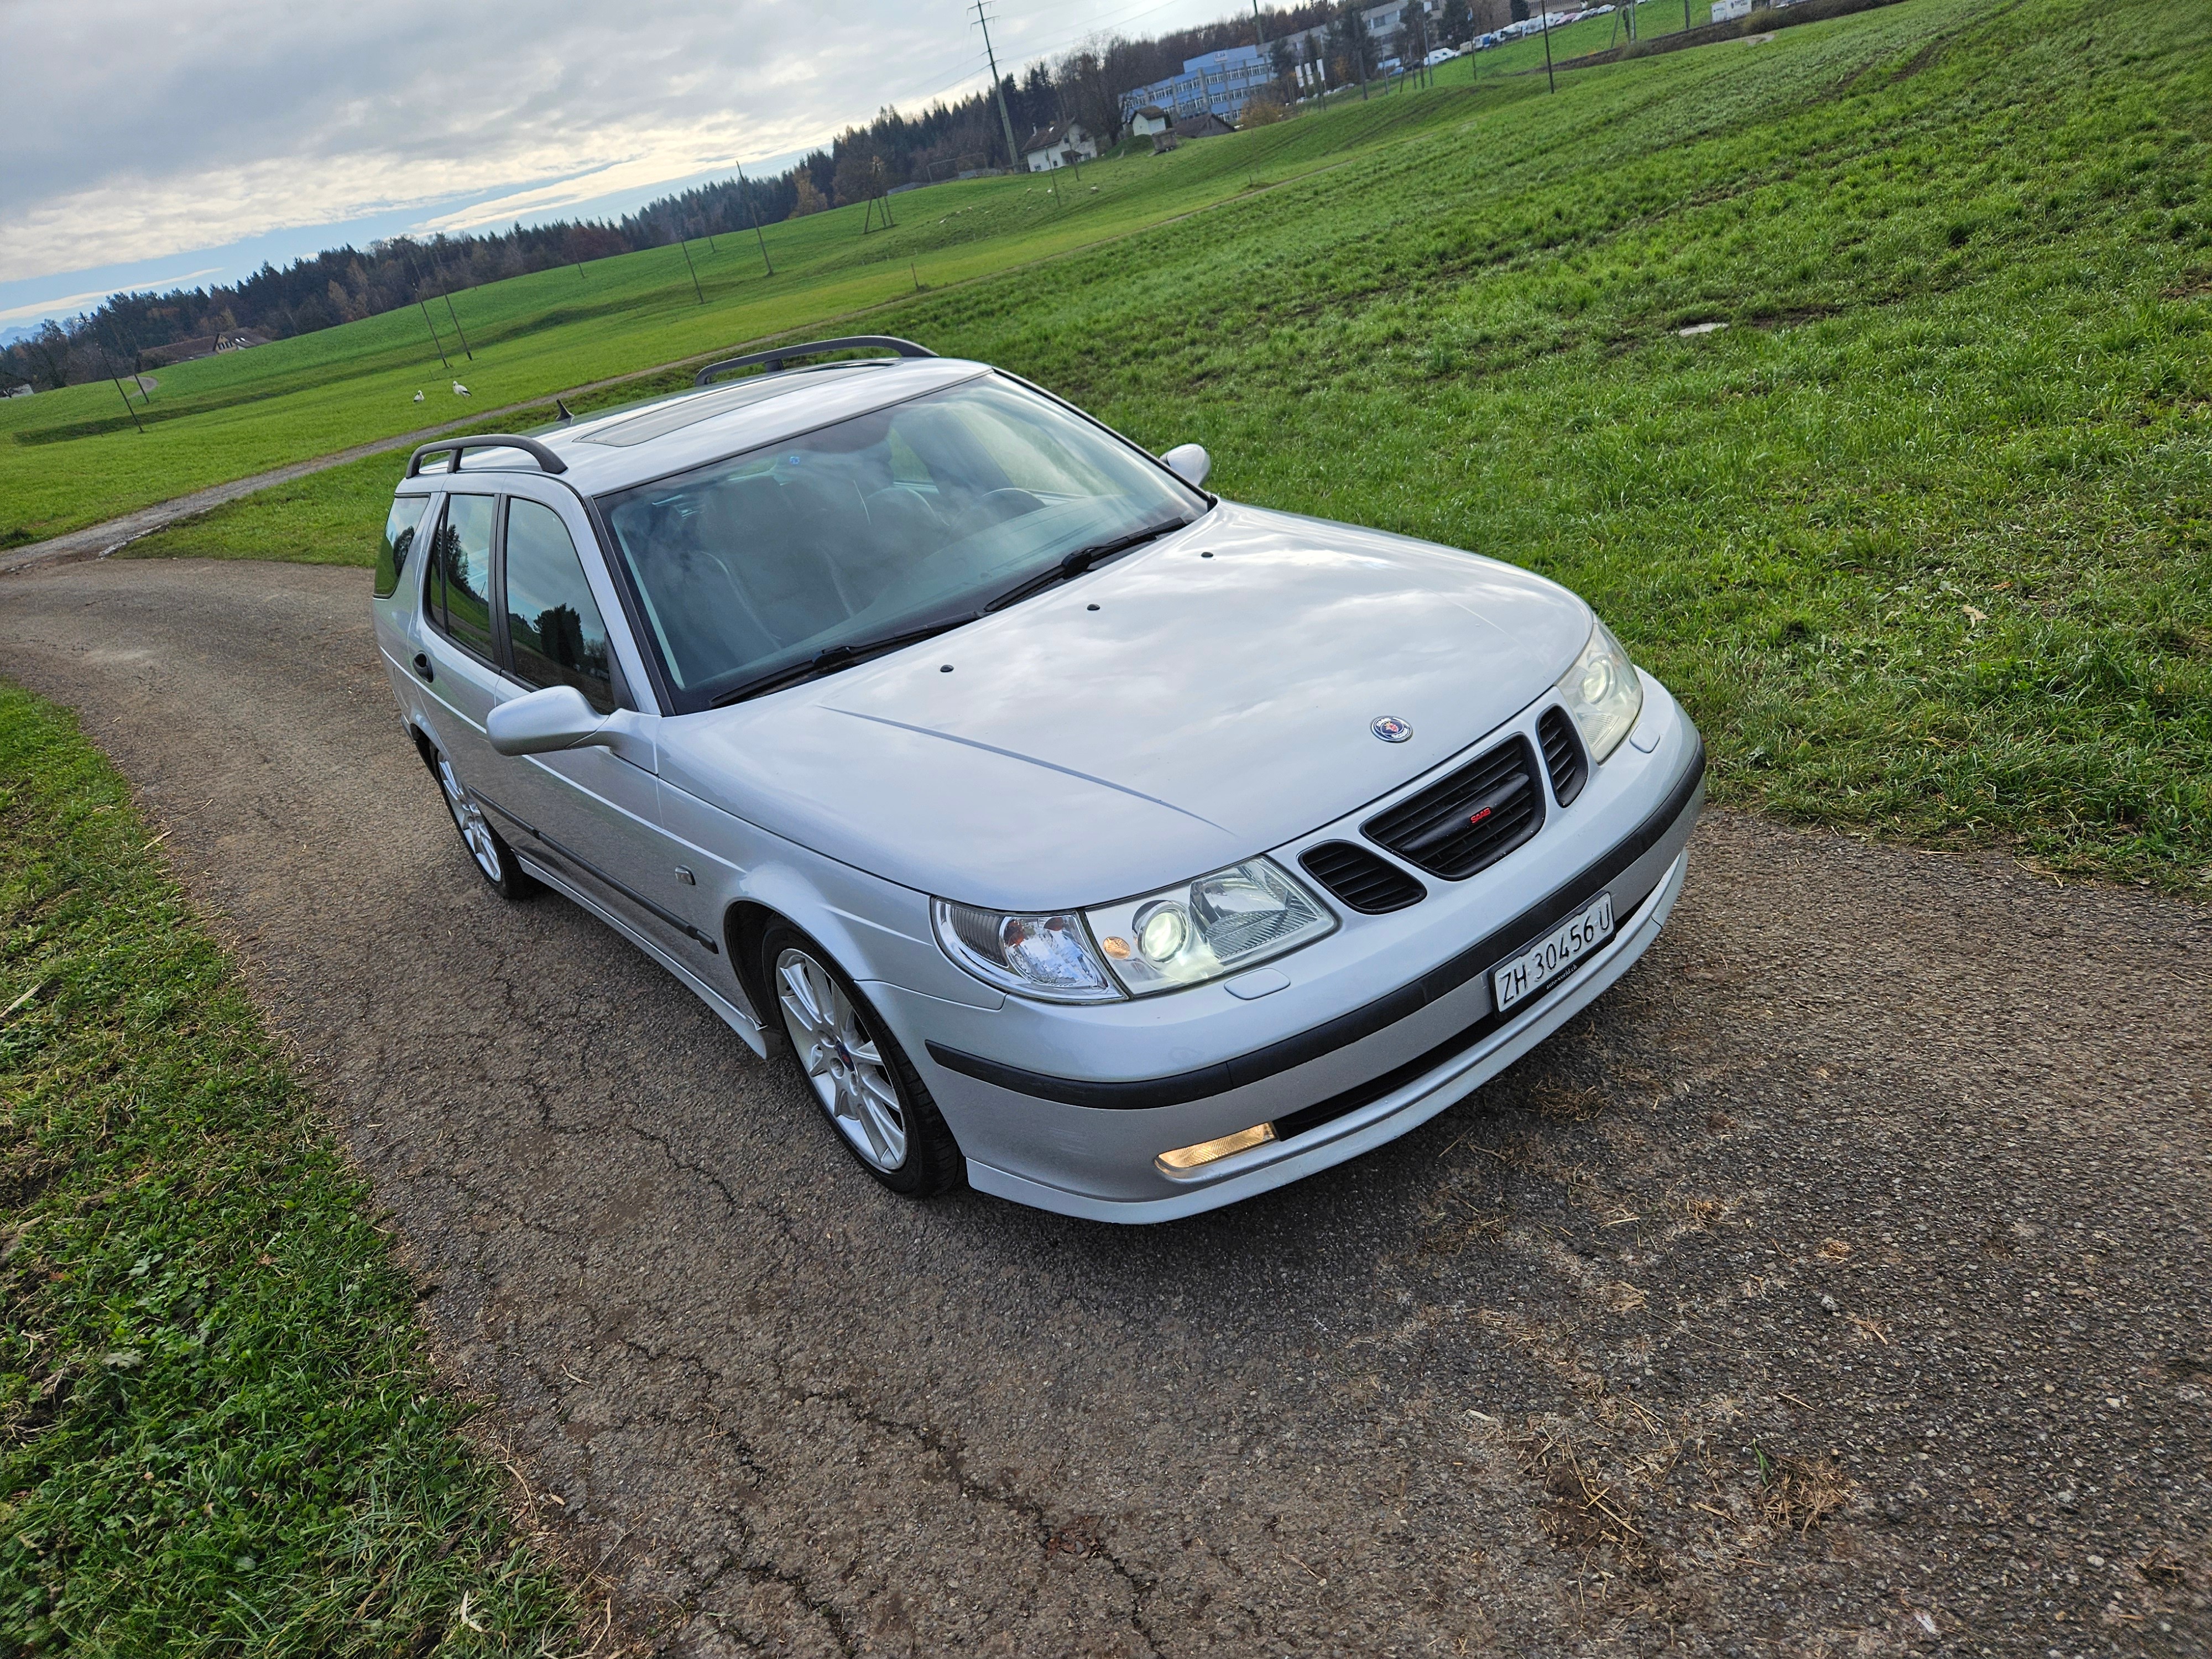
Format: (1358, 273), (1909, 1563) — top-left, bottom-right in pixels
(405, 257), (452, 369)
(737, 161), (775, 276)
(439, 278), (474, 361)
(1540, 0), (1556, 91)
(96, 337), (145, 434)
(972, 0), (1022, 173)
(677, 234), (705, 304)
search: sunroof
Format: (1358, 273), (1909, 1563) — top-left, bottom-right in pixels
(575, 362), (893, 448)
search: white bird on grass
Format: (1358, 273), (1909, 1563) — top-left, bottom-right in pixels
(452, 380), (470, 396)
(412, 389), (424, 403)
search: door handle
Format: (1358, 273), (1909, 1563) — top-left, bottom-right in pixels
(412, 652), (434, 683)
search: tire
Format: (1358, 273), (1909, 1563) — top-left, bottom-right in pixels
(428, 744), (535, 901)
(760, 922), (963, 1198)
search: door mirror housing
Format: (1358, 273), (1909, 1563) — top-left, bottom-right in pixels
(484, 686), (655, 770)
(488, 684), (611, 756)
(1161, 443), (1212, 488)
(489, 684), (660, 769)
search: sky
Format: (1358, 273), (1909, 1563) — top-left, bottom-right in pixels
(0, 0), (1237, 335)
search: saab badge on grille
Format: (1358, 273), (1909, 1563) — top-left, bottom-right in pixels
(1371, 716), (1412, 743)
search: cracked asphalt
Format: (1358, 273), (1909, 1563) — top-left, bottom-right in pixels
(3, 556), (2208, 1657)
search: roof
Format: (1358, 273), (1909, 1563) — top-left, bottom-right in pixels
(399, 357), (995, 498)
(1019, 121), (1087, 154)
(1172, 111), (1237, 138)
(1133, 104), (1168, 119)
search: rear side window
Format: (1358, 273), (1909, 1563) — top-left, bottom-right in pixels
(503, 499), (617, 714)
(424, 494), (497, 660)
(375, 496), (430, 599)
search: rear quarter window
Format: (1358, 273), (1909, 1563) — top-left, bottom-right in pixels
(375, 496), (432, 599)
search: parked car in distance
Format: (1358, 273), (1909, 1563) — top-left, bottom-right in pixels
(1423, 45), (1459, 65)
(373, 337), (1704, 1223)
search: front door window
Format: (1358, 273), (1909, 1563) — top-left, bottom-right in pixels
(503, 498), (617, 713)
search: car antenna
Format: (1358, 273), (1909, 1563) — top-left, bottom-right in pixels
(555, 397), (575, 423)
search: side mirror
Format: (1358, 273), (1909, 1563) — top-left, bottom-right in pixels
(488, 684), (609, 756)
(1161, 443), (1212, 488)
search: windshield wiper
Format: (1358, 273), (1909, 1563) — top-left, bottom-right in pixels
(980, 515), (1193, 614)
(708, 616), (978, 707)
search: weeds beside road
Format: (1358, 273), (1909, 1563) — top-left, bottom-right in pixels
(0, 686), (583, 1654)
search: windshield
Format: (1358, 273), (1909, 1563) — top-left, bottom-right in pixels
(597, 373), (1207, 711)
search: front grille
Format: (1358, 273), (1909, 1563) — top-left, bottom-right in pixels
(1537, 706), (1588, 807)
(1300, 841), (1426, 914)
(1362, 735), (1544, 880)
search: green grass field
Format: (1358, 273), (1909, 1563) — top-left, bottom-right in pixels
(0, 687), (583, 1653)
(3, 94), (1480, 550)
(129, 0), (2212, 889)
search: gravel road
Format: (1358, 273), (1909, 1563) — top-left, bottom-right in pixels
(4, 557), (2206, 1657)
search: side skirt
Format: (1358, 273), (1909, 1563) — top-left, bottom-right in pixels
(517, 854), (769, 1056)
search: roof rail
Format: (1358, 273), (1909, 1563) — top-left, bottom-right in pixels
(406, 434), (568, 477)
(693, 336), (936, 388)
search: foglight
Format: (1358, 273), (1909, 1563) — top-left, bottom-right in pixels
(1156, 1122), (1275, 1175)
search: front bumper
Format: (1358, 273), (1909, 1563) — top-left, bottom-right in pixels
(879, 681), (1705, 1222)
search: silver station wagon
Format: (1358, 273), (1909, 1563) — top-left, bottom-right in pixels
(373, 337), (1703, 1222)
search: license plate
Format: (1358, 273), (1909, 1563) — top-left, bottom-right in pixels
(1491, 893), (1614, 1014)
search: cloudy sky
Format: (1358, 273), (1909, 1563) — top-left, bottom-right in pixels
(0, 0), (1229, 331)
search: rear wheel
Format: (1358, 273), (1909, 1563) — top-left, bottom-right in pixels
(431, 747), (534, 900)
(762, 923), (962, 1198)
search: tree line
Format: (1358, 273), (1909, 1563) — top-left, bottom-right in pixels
(5, 0), (1448, 392)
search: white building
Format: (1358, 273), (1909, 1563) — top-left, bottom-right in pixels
(1128, 105), (1172, 138)
(1020, 121), (1099, 173)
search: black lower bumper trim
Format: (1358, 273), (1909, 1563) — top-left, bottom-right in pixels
(926, 733), (1704, 1110)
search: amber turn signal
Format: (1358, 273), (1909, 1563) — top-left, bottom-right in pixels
(1155, 1121), (1276, 1175)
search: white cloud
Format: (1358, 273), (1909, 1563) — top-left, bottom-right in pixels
(0, 270), (223, 327)
(1, 0), (1224, 286)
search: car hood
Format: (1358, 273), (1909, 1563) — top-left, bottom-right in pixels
(658, 502), (1592, 911)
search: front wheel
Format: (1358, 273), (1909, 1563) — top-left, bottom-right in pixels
(431, 747), (534, 900)
(762, 924), (962, 1198)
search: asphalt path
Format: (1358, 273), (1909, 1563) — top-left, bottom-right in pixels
(3, 557), (2207, 1657)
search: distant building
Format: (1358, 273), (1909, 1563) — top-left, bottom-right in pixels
(1172, 111), (1239, 142)
(1121, 44), (1277, 127)
(142, 329), (268, 368)
(1020, 121), (1099, 173)
(1711, 0), (1751, 18)
(1128, 105), (1172, 138)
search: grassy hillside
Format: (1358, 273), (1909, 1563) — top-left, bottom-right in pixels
(132, 0), (2212, 888)
(2, 93), (1495, 549)
(0, 686), (583, 1652)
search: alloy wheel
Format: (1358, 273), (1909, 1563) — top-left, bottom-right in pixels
(774, 946), (907, 1171)
(436, 754), (504, 882)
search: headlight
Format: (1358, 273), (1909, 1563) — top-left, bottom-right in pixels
(1554, 618), (1644, 763)
(931, 902), (1123, 1003)
(1085, 858), (1335, 995)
